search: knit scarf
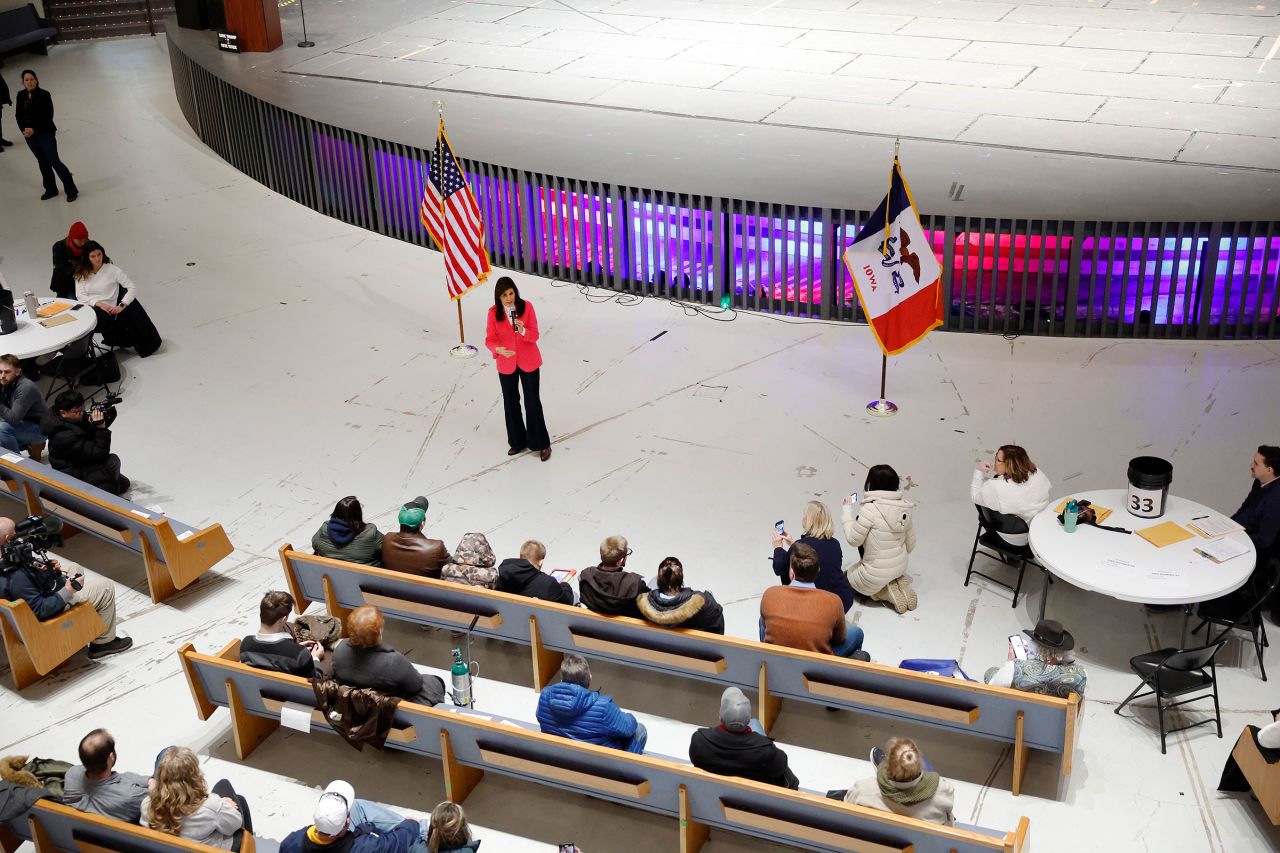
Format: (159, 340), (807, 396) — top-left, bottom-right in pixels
(876, 764), (939, 805)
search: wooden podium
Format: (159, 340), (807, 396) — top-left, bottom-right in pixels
(222, 0), (282, 52)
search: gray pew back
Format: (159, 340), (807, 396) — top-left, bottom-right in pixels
(22, 799), (259, 853)
(180, 641), (1030, 853)
(282, 546), (1078, 795)
(0, 456), (234, 603)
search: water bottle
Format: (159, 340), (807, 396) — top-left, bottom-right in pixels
(22, 291), (39, 319)
(1063, 499), (1079, 534)
(450, 648), (471, 707)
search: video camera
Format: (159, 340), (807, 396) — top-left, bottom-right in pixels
(1, 515), (72, 586)
(90, 394), (122, 429)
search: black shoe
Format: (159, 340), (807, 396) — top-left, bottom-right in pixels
(66, 191), (78, 203)
(41, 189), (58, 200)
(0, 137), (13, 147)
(87, 636), (133, 659)
(116, 475), (131, 494)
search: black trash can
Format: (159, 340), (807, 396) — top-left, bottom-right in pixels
(1127, 456), (1173, 519)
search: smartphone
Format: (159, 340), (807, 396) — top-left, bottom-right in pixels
(71, 303), (84, 311)
(774, 520), (785, 536)
(558, 845), (576, 853)
(1008, 634), (1034, 661)
(849, 492), (859, 504)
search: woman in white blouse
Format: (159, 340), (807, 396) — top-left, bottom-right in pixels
(73, 242), (162, 356)
(970, 445), (1051, 546)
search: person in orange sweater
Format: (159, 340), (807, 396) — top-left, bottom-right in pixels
(760, 542), (865, 657)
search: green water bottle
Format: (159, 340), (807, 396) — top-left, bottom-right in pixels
(1063, 499), (1079, 534)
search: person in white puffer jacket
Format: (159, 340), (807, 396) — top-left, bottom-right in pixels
(842, 465), (917, 613)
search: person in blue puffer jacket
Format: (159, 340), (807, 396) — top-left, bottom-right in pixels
(535, 654), (647, 754)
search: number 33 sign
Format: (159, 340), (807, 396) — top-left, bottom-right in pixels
(1127, 485), (1165, 518)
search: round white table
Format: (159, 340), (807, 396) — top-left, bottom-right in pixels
(0, 298), (96, 359)
(1029, 489), (1256, 642)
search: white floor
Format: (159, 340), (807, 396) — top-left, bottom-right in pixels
(1, 35), (1279, 853)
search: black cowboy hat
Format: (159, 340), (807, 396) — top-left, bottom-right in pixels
(1024, 619), (1074, 651)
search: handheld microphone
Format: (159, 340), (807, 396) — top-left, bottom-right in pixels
(506, 307), (516, 323)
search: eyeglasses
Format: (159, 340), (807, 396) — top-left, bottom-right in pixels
(626, 548), (633, 557)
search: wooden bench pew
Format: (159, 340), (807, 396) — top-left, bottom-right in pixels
(1231, 728), (1280, 825)
(281, 546), (1079, 795)
(0, 456), (233, 604)
(179, 641), (1030, 853)
(0, 598), (106, 689)
(14, 799), (261, 853)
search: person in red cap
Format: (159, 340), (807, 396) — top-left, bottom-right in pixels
(51, 221), (96, 300)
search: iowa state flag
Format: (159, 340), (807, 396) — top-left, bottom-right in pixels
(842, 158), (942, 355)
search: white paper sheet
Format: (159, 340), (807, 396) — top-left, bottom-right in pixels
(1, 453), (24, 463)
(279, 701), (315, 733)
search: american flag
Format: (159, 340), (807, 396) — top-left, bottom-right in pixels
(419, 120), (490, 299)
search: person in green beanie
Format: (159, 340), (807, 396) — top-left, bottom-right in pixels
(380, 496), (449, 577)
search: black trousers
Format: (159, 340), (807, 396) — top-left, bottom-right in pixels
(498, 367), (549, 452)
(24, 132), (76, 195)
(210, 778), (252, 850)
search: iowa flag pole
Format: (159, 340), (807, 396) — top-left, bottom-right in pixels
(842, 142), (943, 416)
(420, 100), (491, 358)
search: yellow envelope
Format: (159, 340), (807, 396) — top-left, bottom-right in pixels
(1137, 520), (1194, 548)
(1053, 498), (1113, 525)
(37, 300), (73, 318)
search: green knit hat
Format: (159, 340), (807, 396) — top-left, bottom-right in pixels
(398, 507), (426, 528)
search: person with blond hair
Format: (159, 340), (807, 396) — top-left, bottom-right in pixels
(844, 737), (955, 826)
(331, 605), (445, 706)
(426, 802), (479, 852)
(578, 535), (649, 617)
(772, 500), (854, 612)
(971, 445), (1052, 546)
(140, 747), (250, 850)
(496, 539), (574, 605)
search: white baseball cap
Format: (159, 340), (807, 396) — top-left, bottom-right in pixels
(313, 780), (355, 836)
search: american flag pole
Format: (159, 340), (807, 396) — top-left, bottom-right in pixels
(432, 100), (479, 358)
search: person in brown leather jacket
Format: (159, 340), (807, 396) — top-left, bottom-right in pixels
(380, 496), (449, 578)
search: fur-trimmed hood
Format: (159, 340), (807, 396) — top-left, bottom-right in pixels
(635, 588), (725, 634)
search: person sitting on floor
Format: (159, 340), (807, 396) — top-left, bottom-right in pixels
(0, 516), (132, 659)
(771, 500), (854, 613)
(239, 590), (324, 678)
(141, 747), (250, 851)
(983, 619), (1087, 698)
(0, 354), (48, 459)
(578, 535), (650, 618)
(280, 779), (427, 853)
(535, 653), (647, 754)
(843, 465), (918, 613)
(496, 539), (574, 605)
(63, 729), (148, 823)
(760, 542), (864, 658)
(380, 496), (449, 578)
(440, 532), (498, 589)
(844, 737), (956, 826)
(970, 444), (1052, 547)
(637, 556), (724, 634)
(41, 390), (130, 495)
(331, 605), (445, 706)
(426, 802), (480, 853)
(313, 496), (384, 566)
(689, 687), (798, 789)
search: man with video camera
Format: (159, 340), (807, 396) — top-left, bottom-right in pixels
(41, 390), (129, 495)
(0, 515), (131, 659)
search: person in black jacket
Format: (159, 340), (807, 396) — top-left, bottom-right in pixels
(51, 221), (95, 300)
(14, 70), (78, 201)
(331, 605), (445, 706)
(689, 687), (799, 789)
(0, 71), (13, 150)
(41, 391), (129, 495)
(637, 557), (725, 634)
(0, 517), (131, 659)
(496, 540), (574, 605)
(240, 591), (324, 677)
(579, 535), (649, 617)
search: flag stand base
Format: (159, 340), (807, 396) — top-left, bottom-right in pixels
(866, 399), (898, 417)
(450, 344), (478, 360)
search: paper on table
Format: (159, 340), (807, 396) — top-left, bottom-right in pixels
(279, 701), (315, 733)
(38, 314), (76, 329)
(1101, 557), (1136, 570)
(1189, 516), (1245, 539)
(1194, 537), (1250, 564)
(1136, 521), (1194, 548)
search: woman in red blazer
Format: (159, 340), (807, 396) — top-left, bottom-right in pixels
(484, 277), (551, 461)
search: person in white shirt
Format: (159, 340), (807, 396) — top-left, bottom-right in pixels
(72, 242), (162, 357)
(970, 445), (1051, 546)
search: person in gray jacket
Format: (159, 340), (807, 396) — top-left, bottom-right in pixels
(331, 605), (446, 706)
(63, 729), (149, 823)
(313, 496), (383, 566)
(0, 354), (48, 457)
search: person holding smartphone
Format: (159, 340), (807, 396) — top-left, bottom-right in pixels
(484, 276), (551, 461)
(771, 501), (855, 613)
(41, 390), (130, 495)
